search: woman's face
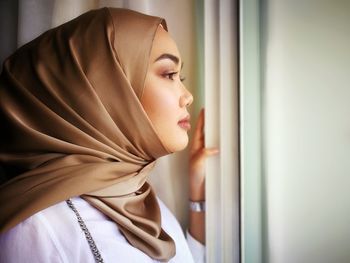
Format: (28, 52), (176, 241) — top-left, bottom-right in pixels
(141, 26), (193, 153)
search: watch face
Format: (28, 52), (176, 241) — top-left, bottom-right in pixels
(189, 201), (206, 212)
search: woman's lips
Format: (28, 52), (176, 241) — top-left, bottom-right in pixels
(178, 115), (191, 131)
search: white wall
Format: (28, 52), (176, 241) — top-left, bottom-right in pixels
(262, 1), (350, 262)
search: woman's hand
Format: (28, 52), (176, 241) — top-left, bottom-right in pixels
(189, 108), (219, 201)
(188, 108), (219, 245)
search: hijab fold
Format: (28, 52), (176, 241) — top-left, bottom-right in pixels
(0, 7), (175, 261)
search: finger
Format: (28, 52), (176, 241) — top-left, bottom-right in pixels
(191, 147), (220, 163)
(191, 109), (205, 151)
(204, 147), (220, 156)
(195, 108), (205, 138)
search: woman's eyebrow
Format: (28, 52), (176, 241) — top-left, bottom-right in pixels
(154, 53), (180, 65)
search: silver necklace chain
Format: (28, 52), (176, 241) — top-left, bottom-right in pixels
(66, 199), (104, 263)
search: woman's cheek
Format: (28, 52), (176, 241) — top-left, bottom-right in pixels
(154, 81), (179, 106)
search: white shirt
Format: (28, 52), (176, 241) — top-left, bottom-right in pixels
(0, 197), (205, 263)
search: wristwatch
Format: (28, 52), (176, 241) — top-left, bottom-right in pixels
(189, 200), (206, 212)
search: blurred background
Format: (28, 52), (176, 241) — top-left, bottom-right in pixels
(241, 0), (350, 262)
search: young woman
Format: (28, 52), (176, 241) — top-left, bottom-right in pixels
(0, 7), (218, 263)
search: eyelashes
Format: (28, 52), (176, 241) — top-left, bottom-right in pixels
(163, 72), (186, 82)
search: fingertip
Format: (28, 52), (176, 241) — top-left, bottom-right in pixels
(209, 147), (219, 151)
(205, 148), (220, 156)
(211, 150), (220, 155)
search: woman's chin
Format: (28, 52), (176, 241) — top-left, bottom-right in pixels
(165, 135), (189, 153)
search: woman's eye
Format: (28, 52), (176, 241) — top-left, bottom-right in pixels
(163, 72), (185, 82)
(164, 72), (177, 80)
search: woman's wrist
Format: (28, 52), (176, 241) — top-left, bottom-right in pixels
(189, 189), (204, 202)
(189, 180), (205, 201)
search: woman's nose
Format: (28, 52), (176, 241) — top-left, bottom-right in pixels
(180, 85), (193, 107)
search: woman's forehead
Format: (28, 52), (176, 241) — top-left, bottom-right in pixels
(150, 26), (181, 63)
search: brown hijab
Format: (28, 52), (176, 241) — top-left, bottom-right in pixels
(0, 7), (176, 261)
